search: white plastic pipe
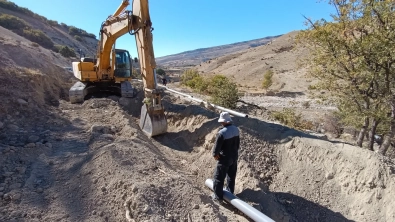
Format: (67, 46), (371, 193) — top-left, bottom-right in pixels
(161, 86), (248, 118)
(131, 79), (248, 117)
(205, 179), (275, 222)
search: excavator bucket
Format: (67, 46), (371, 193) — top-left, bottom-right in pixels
(139, 104), (167, 137)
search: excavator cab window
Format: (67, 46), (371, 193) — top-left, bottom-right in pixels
(114, 50), (131, 78)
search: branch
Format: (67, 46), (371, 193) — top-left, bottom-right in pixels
(303, 15), (317, 29)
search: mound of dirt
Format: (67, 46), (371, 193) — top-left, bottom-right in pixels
(273, 137), (395, 221)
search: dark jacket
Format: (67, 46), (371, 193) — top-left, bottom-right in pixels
(212, 124), (240, 162)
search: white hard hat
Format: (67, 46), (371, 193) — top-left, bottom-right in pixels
(218, 112), (232, 123)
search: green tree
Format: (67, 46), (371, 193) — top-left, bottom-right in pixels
(208, 75), (239, 109)
(156, 68), (166, 76)
(297, 0), (395, 152)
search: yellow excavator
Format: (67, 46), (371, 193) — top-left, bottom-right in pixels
(69, 0), (167, 137)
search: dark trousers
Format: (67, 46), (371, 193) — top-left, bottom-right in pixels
(213, 159), (237, 199)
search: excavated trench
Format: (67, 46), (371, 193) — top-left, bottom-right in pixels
(149, 92), (395, 222)
(158, 96), (289, 221)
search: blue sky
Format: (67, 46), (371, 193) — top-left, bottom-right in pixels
(10, 0), (334, 57)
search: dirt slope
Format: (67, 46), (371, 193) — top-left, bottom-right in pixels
(0, 26), (75, 119)
(0, 5), (97, 57)
(196, 31), (310, 94)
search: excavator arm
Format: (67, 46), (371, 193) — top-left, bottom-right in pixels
(131, 0), (167, 137)
(113, 0), (130, 16)
(100, 0), (166, 136)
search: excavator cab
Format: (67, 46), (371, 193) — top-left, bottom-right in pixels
(114, 49), (132, 78)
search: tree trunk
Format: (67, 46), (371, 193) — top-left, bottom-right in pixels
(357, 117), (369, 147)
(379, 121), (395, 155)
(379, 99), (395, 155)
(368, 119), (379, 151)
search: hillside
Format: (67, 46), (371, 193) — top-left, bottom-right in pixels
(0, 0), (97, 58)
(156, 35), (280, 67)
(195, 31), (310, 94)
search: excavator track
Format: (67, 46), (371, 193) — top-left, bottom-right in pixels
(69, 81), (135, 104)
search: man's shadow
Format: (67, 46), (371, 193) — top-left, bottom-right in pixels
(236, 188), (355, 222)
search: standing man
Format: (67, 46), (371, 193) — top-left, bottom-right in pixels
(211, 112), (240, 202)
(162, 77), (167, 86)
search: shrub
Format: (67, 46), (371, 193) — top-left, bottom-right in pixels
(60, 23), (68, 29)
(52, 44), (62, 53)
(323, 112), (344, 137)
(0, 0), (31, 15)
(181, 70), (239, 108)
(181, 69), (199, 84)
(30, 42), (39, 47)
(209, 76), (239, 109)
(74, 35), (83, 42)
(47, 19), (58, 27)
(0, 14), (28, 30)
(69, 25), (96, 39)
(59, 46), (76, 58)
(262, 70), (273, 89)
(308, 84), (317, 90)
(302, 101), (310, 109)
(0, 14), (54, 49)
(0, 0), (47, 22)
(272, 108), (314, 130)
(69, 26), (80, 36)
(21, 28), (54, 49)
(156, 68), (166, 76)
(86, 33), (96, 39)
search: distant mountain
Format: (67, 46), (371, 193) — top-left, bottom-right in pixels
(156, 35), (281, 67)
